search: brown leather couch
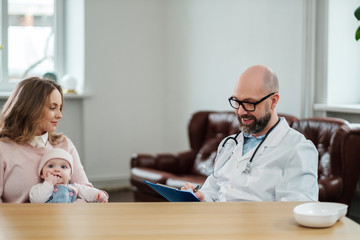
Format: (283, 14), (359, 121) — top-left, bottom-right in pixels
(130, 111), (360, 207)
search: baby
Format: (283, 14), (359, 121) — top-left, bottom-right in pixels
(30, 148), (108, 203)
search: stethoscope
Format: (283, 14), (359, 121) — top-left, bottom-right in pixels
(221, 131), (241, 148)
(207, 118), (281, 177)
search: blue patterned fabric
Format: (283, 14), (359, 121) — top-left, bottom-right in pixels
(46, 185), (77, 203)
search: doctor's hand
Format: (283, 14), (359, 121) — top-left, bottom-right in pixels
(181, 182), (205, 201)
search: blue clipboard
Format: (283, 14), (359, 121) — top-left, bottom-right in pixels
(144, 180), (200, 202)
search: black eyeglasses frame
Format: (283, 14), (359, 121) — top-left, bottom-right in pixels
(228, 92), (277, 112)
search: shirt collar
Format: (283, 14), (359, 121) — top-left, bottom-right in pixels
(28, 132), (48, 148)
(243, 132), (265, 140)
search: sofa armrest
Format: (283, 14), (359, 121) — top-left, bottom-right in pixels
(177, 150), (197, 174)
(131, 150), (197, 175)
(131, 154), (157, 169)
(318, 176), (343, 201)
(339, 123), (360, 204)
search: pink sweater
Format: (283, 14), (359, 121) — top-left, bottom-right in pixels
(0, 137), (90, 203)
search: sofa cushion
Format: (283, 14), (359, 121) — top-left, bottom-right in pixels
(190, 112), (239, 176)
(191, 138), (220, 176)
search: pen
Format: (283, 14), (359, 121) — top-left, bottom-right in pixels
(193, 185), (200, 193)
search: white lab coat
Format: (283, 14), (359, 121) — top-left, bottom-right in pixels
(201, 117), (319, 202)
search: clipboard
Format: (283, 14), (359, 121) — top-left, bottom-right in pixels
(144, 180), (200, 202)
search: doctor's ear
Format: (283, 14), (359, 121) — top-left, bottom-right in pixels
(270, 93), (279, 110)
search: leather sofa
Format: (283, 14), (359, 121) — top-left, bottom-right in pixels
(130, 111), (360, 207)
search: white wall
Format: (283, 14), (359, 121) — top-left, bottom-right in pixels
(163, 0), (305, 152)
(83, 0), (166, 183)
(78, 0), (306, 185)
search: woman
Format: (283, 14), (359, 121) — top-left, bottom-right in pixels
(0, 77), (90, 203)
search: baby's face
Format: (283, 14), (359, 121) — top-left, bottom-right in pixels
(41, 159), (71, 185)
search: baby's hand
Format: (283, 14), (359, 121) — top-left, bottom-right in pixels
(44, 172), (60, 186)
(96, 191), (108, 203)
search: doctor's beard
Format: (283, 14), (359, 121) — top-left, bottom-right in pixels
(237, 111), (271, 135)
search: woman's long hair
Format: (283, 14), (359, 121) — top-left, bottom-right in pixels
(0, 77), (64, 144)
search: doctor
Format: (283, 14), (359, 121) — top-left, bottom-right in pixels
(183, 65), (319, 202)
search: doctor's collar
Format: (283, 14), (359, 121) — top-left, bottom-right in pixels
(243, 132), (266, 140)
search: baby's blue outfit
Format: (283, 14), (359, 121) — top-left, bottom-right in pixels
(46, 185), (77, 203)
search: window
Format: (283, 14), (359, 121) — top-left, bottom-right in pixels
(0, 0), (63, 91)
(311, 0), (360, 118)
(327, 0), (360, 105)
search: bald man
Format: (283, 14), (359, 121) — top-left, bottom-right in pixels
(183, 65), (319, 202)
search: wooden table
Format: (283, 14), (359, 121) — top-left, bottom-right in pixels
(0, 202), (359, 240)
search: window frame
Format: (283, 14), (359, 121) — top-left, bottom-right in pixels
(302, 0), (360, 118)
(0, 0), (64, 92)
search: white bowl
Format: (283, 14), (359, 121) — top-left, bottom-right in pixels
(293, 202), (348, 228)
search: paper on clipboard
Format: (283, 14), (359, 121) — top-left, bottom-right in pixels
(144, 180), (200, 202)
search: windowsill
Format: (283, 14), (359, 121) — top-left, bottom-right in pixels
(314, 103), (360, 114)
(0, 92), (91, 100)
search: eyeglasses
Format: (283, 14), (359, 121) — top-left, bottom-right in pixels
(228, 92), (277, 112)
